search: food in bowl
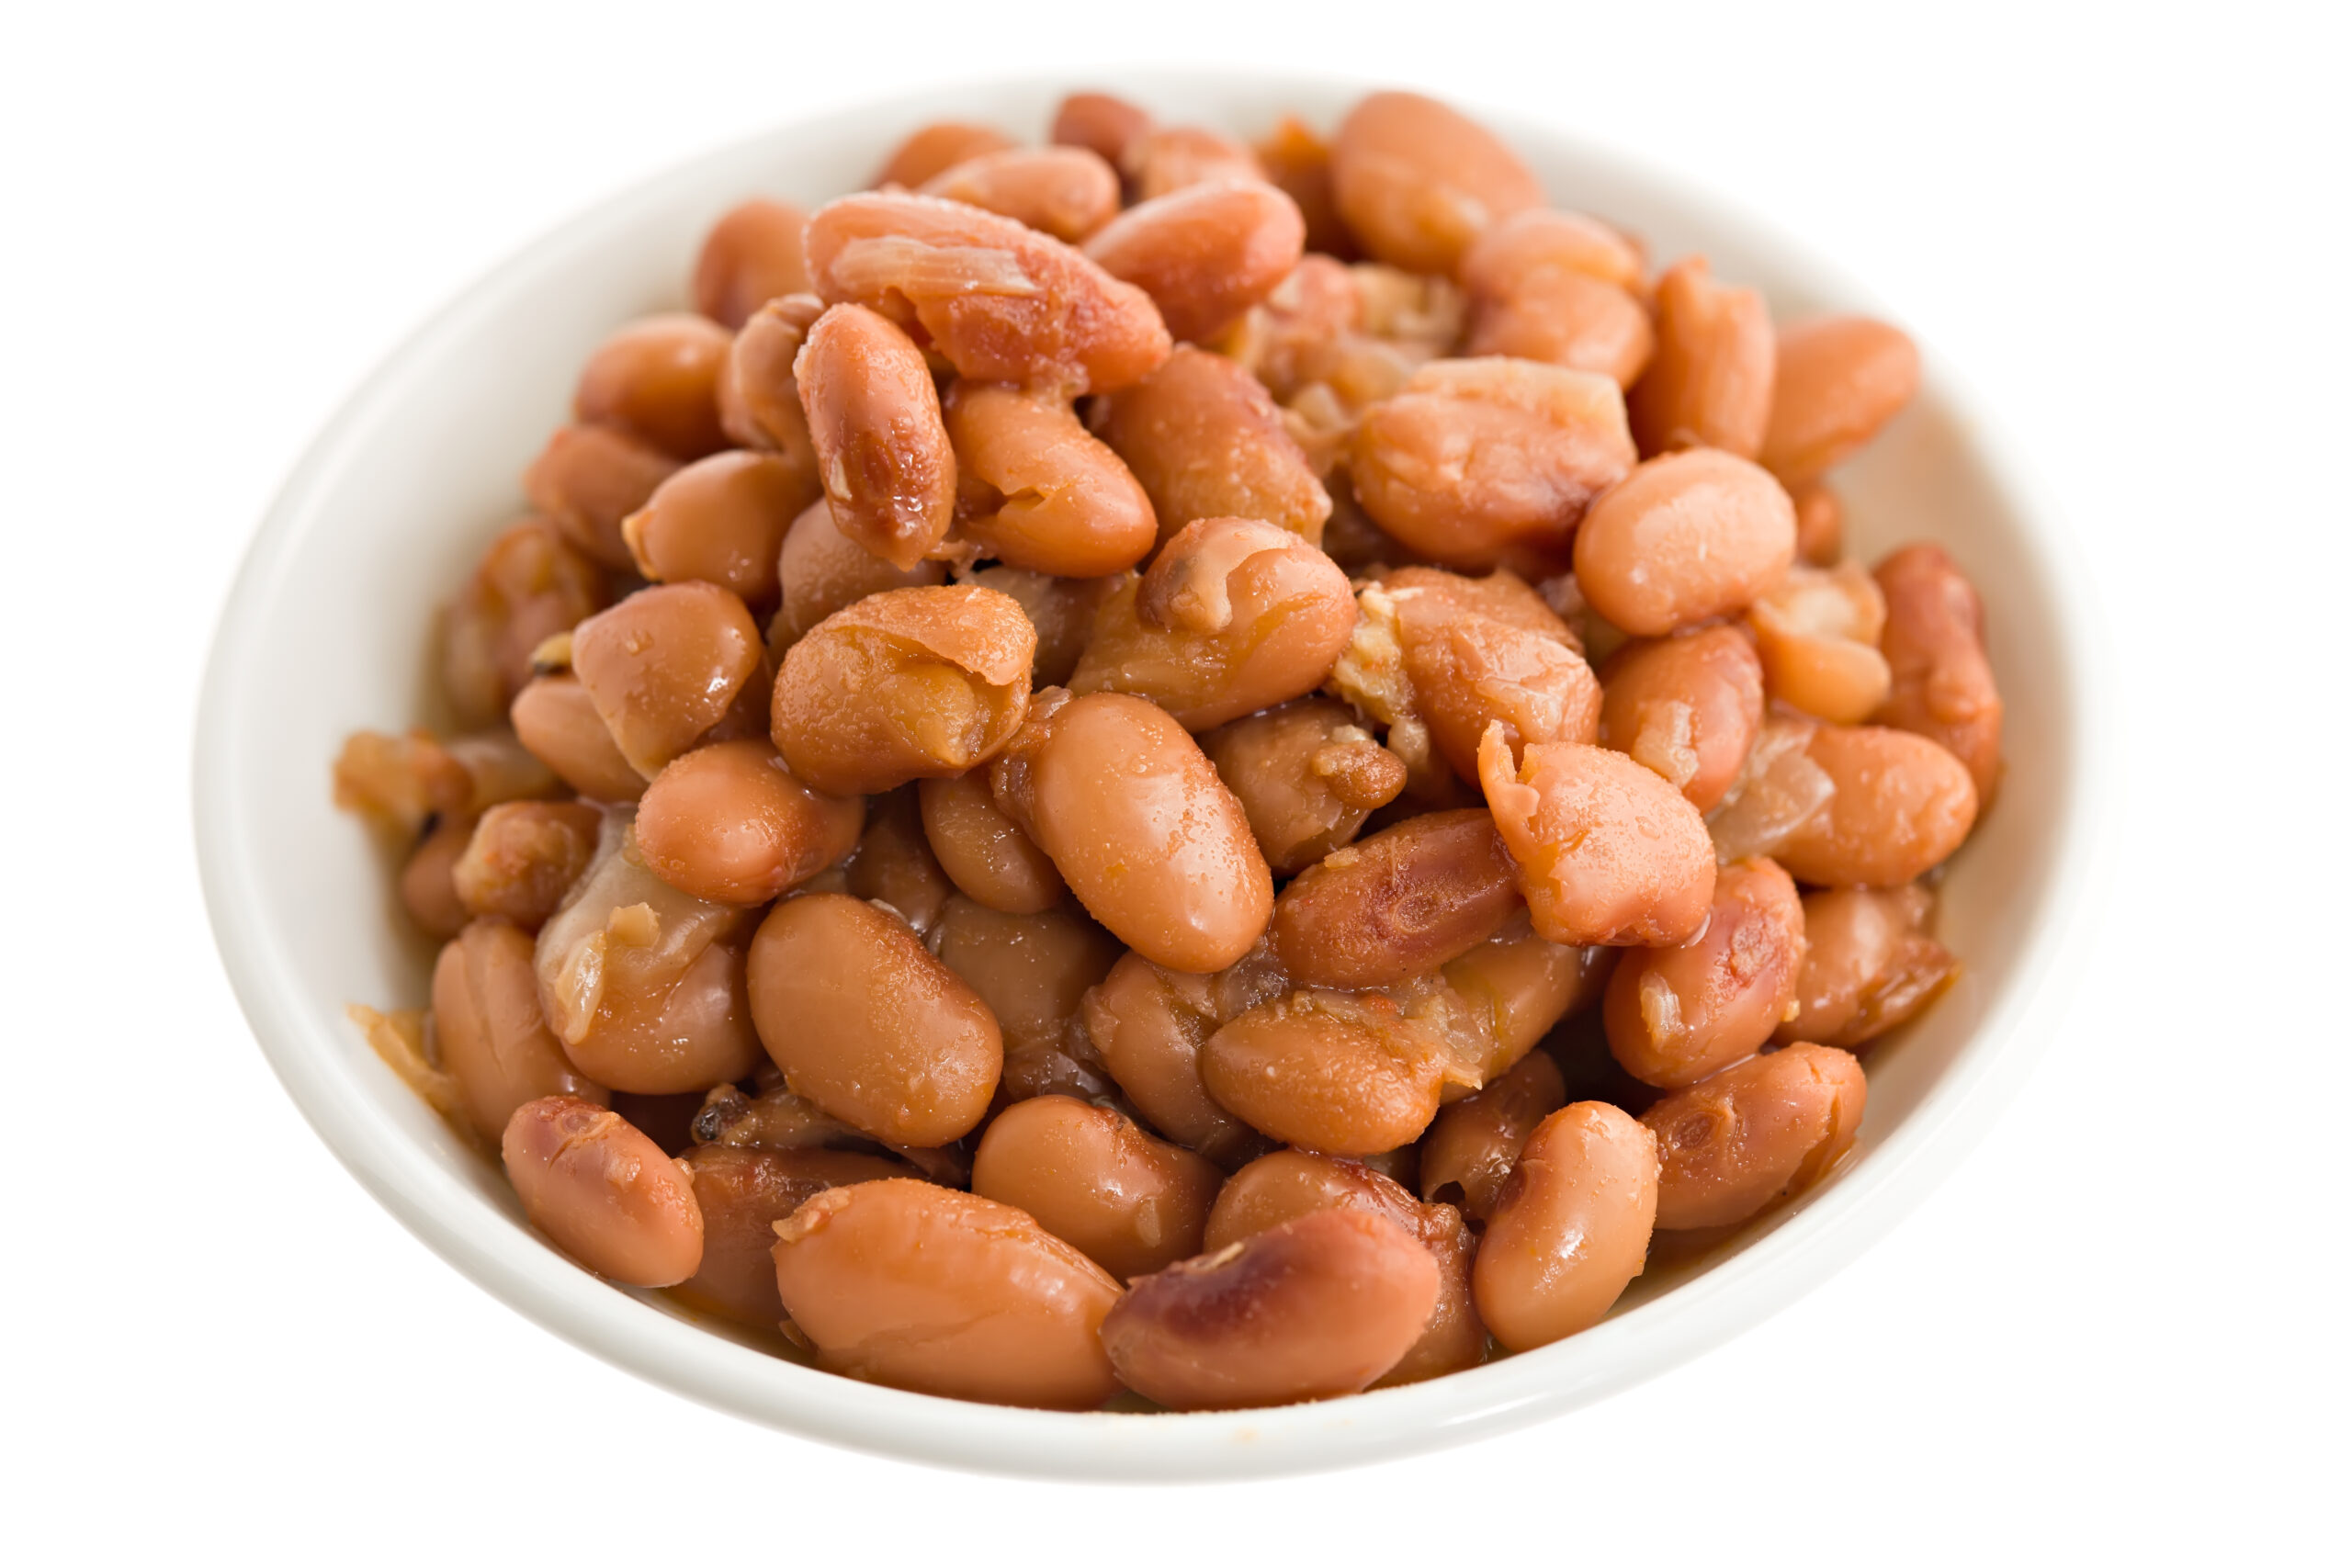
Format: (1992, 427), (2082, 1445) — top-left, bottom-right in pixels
(330, 85), (2002, 1413)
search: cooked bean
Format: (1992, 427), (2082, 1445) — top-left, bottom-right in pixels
(673, 1145), (903, 1330)
(1419, 1049), (1566, 1223)
(745, 893), (1001, 1146)
(772, 584), (1034, 795)
(1643, 1043), (1866, 1228)
(451, 800), (603, 928)
(1068, 517), (1357, 730)
(1222, 253), (1363, 402)
(574, 311), (732, 462)
(1382, 565), (1601, 783)
(1001, 691), (1272, 973)
(1467, 269), (1653, 388)
(523, 423), (682, 570)
(1460, 208), (1645, 297)
(1597, 626), (1765, 811)
(930, 896), (1120, 1059)
(1050, 90), (1152, 172)
(400, 814), (475, 940)
(1199, 699), (1405, 875)
(918, 768), (1063, 913)
(1105, 1208), (1438, 1409)
(872, 121), (1016, 190)
(1775, 724), (1977, 887)
(805, 191), (1170, 395)
(1747, 561), (1893, 724)
(1351, 358), (1636, 571)
(771, 1179), (1122, 1408)
(1094, 345), (1331, 548)
(1199, 990), (1455, 1155)
(503, 1095), (705, 1287)
(1271, 809), (1518, 988)
(433, 919), (608, 1143)
(1792, 480), (1843, 565)
(1572, 449), (1798, 637)
(966, 565), (1114, 688)
(621, 451), (809, 606)
(1703, 715), (1837, 865)
(922, 145), (1121, 243)
(1084, 180), (1306, 345)
(570, 581), (763, 779)
(1778, 885), (1957, 1049)
(842, 786), (955, 934)
(797, 302), (956, 571)
(1438, 914), (1610, 1083)
(716, 292), (824, 473)
(1873, 542), (2004, 801)
(971, 1096), (1222, 1280)
(509, 674), (646, 803)
(1124, 125), (1264, 201)
(1252, 114), (1355, 259)
(943, 381), (1157, 577)
(1604, 858), (1804, 1088)
(441, 516), (608, 728)
(769, 496), (945, 656)
(1472, 1101), (1658, 1349)
(1626, 255), (1775, 459)
(1479, 728), (1717, 946)
(635, 739), (861, 905)
(1329, 91), (1544, 276)
(334, 728), (558, 835)
(693, 197), (811, 330)
(1758, 315), (1921, 485)
(1077, 953), (1272, 1168)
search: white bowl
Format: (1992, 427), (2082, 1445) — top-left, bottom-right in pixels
(195, 69), (2110, 1481)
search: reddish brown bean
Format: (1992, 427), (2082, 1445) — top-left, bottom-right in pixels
(672, 1145), (903, 1330)
(1604, 858), (1805, 1088)
(400, 814), (475, 940)
(1125, 125), (1264, 201)
(930, 897), (1121, 1092)
(967, 565), (1117, 689)
(1597, 627), (1766, 812)
(797, 302), (956, 571)
(1050, 91), (1152, 172)
(503, 1095), (705, 1287)
(1419, 1049), (1566, 1223)
(1198, 699), (1406, 875)
(1626, 255), (1775, 460)
(1466, 268), (1654, 388)
(1472, 1101), (1658, 1349)
(922, 146), (1122, 243)
(1438, 916), (1611, 1083)
(1643, 1043), (1866, 1229)
(574, 312), (732, 462)
(1271, 809), (1519, 988)
(943, 381), (1157, 577)
(1747, 561), (1893, 724)
(693, 197), (811, 330)
(433, 919), (609, 1144)
(1775, 724), (1978, 887)
(872, 121), (1017, 190)
(1329, 91), (1544, 276)
(523, 423), (682, 570)
(1102, 1208), (1440, 1410)
(1572, 449), (1798, 637)
(1778, 885), (1957, 1049)
(745, 893), (1001, 1146)
(570, 581), (763, 779)
(1758, 315), (1921, 485)
(1076, 953), (1271, 1168)
(441, 516), (609, 728)
(1873, 542), (2004, 802)
(1252, 114), (1356, 259)
(842, 786), (955, 935)
(451, 800), (603, 928)
(1199, 991), (1455, 1156)
(634, 739), (862, 905)
(1083, 180), (1306, 345)
(621, 451), (810, 605)
(1093, 344), (1331, 548)
(769, 496), (946, 656)
(1384, 566), (1602, 784)
(1791, 481), (1843, 565)
(509, 674), (646, 803)
(972, 1096), (1223, 1280)
(918, 768), (1064, 913)
(716, 292), (824, 474)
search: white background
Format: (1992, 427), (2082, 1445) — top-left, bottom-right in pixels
(4, 1), (2346, 1560)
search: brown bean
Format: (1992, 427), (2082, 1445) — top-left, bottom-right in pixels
(1439, 915), (1610, 1082)
(1597, 626), (1765, 812)
(1643, 1043), (1866, 1228)
(1199, 991), (1455, 1156)
(772, 1179), (1123, 1408)
(433, 920), (608, 1144)
(672, 1145), (902, 1330)
(1351, 358), (1635, 571)
(1050, 91), (1152, 172)
(1791, 480), (1843, 565)
(771, 583), (1035, 795)
(523, 423), (682, 570)
(693, 197), (811, 330)
(1758, 315), (1921, 485)
(1083, 181), (1306, 345)
(1068, 517), (1357, 730)
(1384, 565), (1601, 784)
(930, 896), (1120, 1060)
(1221, 253), (1364, 402)
(769, 495), (946, 656)
(634, 739), (861, 905)
(842, 786), (955, 935)
(965, 565), (1114, 689)
(1198, 699), (1405, 875)
(1419, 1049), (1566, 1223)
(509, 675), (645, 803)
(620, 451), (809, 606)
(746, 893), (1001, 1146)
(441, 516), (608, 728)
(1094, 344), (1331, 548)
(1329, 91), (1544, 276)
(1472, 1101), (1658, 1349)
(796, 302), (956, 571)
(334, 728), (557, 835)
(1747, 561), (1893, 724)
(1626, 255), (1775, 460)
(1077, 953), (1272, 1169)
(570, 581), (763, 779)
(1776, 724), (1977, 887)
(1572, 449), (1798, 637)
(1271, 809), (1518, 988)
(971, 1096), (1222, 1280)
(574, 312), (732, 462)
(1480, 729), (1717, 946)
(918, 769), (1063, 913)
(922, 146), (1121, 243)
(1873, 542), (2003, 802)
(943, 382), (1157, 577)
(1604, 858), (1804, 1088)
(1004, 691), (1272, 973)
(400, 814), (475, 940)
(503, 1095), (704, 1287)
(1125, 125), (1264, 201)
(716, 292), (824, 473)
(872, 121), (1016, 190)
(1460, 208), (1645, 296)
(451, 801), (603, 929)
(805, 191), (1171, 395)
(1778, 885), (1956, 1049)
(1467, 269), (1653, 388)
(1253, 114), (1356, 259)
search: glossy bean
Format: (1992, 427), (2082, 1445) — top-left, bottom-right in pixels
(929, 896), (1121, 1061)
(451, 800), (603, 929)
(1747, 561), (1893, 724)
(635, 739), (862, 905)
(918, 769), (1064, 913)
(1123, 125), (1264, 201)
(433, 919), (609, 1144)
(400, 814), (475, 940)
(1777, 885), (1956, 1049)
(509, 674), (646, 803)
(1050, 90), (1153, 172)
(1603, 858), (1805, 1088)
(1198, 990), (1454, 1156)
(503, 1095), (705, 1287)
(1252, 114), (1355, 259)
(1775, 724), (1977, 887)
(1077, 953), (1272, 1168)
(1438, 914), (1611, 1082)
(943, 381), (1157, 577)
(621, 451), (810, 606)
(842, 786), (956, 934)
(1271, 809), (1519, 988)
(1329, 91), (1544, 276)
(1472, 1101), (1658, 1349)
(1792, 481), (1843, 565)
(1094, 345), (1331, 548)
(921, 145), (1121, 243)
(972, 1096), (1223, 1281)
(1384, 565), (1601, 783)
(797, 302), (956, 571)
(1597, 627), (1765, 812)
(1873, 542), (2004, 801)
(1572, 449), (1798, 637)
(523, 423), (681, 570)
(769, 496), (946, 656)
(1083, 180), (1306, 344)
(1465, 268), (1653, 388)
(1198, 699), (1406, 875)
(672, 1145), (903, 1331)
(716, 292), (824, 477)
(966, 565), (1115, 689)
(1626, 255), (1775, 459)
(872, 121), (1016, 189)
(1459, 208), (1645, 297)
(440, 516), (608, 728)
(1643, 1043), (1866, 1228)
(574, 312), (733, 462)
(693, 197), (811, 330)
(1758, 315), (1921, 485)
(1419, 1049), (1566, 1223)
(570, 581), (763, 779)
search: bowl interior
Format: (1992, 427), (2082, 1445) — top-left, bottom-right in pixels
(197, 70), (2091, 1480)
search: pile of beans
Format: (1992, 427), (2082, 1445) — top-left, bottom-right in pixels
(334, 86), (2003, 1414)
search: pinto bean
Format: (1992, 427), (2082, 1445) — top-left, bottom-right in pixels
(872, 121), (1017, 189)
(929, 896), (1121, 1059)
(965, 564), (1115, 689)
(1077, 952), (1272, 1169)
(1467, 269), (1653, 388)
(503, 1095), (704, 1287)
(510, 675), (645, 803)
(1626, 255), (1775, 459)
(672, 1145), (903, 1331)
(1597, 627), (1765, 812)
(797, 303), (956, 571)
(570, 581), (763, 780)
(1382, 565), (1601, 783)
(943, 381), (1157, 577)
(400, 815), (475, 940)
(771, 1179), (1123, 1409)
(717, 292), (824, 474)
(1329, 91), (1544, 276)
(1198, 990), (1458, 1156)
(1572, 450), (1798, 637)
(1252, 114), (1356, 259)
(769, 496), (946, 656)
(1124, 125), (1264, 201)
(972, 1096), (1223, 1280)
(1460, 208), (1645, 296)
(523, 423), (682, 570)
(1439, 914), (1610, 1082)
(574, 312), (732, 462)
(693, 197), (810, 330)
(1199, 699), (1406, 875)
(1093, 345), (1331, 548)
(1472, 1101), (1658, 1349)
(634, 739), (861, 905)
(434, 919), (608, 1143)
(621, 451), (810, 606)
(441, 516), (608, 728)
(1643, 1043), (1867, 1228)
(842, 786), (955, 935)
(1050, 91), (1153, 172)
(1747, 561), (1893, 725)
(1758, 315), (1921, 485)
(451, 801), (603, 929)
(1872, 542), (2004, 801)
(1778, 885), (1956, 1049)
(1604, 858), (1805, 1088)
(1271, 809), (1518, 988)
(1775, 724), (1977, 887)
(1419, 1049), (1566, 1223)
(1083, 180), (1306, 344)
(922, 145), (1122, 242)
(1791, 481), (1843, 565)
(917, 768), (1064, 913)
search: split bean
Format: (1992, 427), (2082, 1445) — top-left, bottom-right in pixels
(1419, 1048), (1566, 1223)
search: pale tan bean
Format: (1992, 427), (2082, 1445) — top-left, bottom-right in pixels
(622, 451), (811, 605)
(1459, 208), (1645, 296)
(716, 292), (824, 476)
(634, 739), (862, 905)
(434, 920), (608, 1144)
(972, 1096), (1223, 1280)
(1604, 858), (1805, 1088)
(672, 1145), (903, 1331)
(797, 302), (956, 571)
(1776, 724), (1977, 887)
(1626, 255), (1774, 460)
(872, 121), (1016, 190)
(1572, 449), (1798, 637)
(451, 801), (603, 929)
(1270, 809), (1519, 989)
(769, 495), (946, 657)
(1777, 885), (1956, 1049)
(1094, 345), (1332, 548)
(1872, 542), (2004, 802)
(693, 197), (810, 330)
(570, 582), (763, 780)
(1329, 91), (1544, 276)
(523, 423), (681, 570)
(1199, 991), (1456, 1156)
(503, 1096), (704, 1287)
(574, 312), (733, 462)
(922, 145), (1121, 242)
(400, 815), (475, 940)
(943, 382), (1157, 577)
(1466, 269), (1653, 388)
(1050, 91), (1153, 173)
(773, 1179), (1123, 1407)
(842, 786), (955, 935)
(1077, 952), (1272, 1169)
(1643, 1043), (1866, 1228)
(1748, 566), (1894, 726)
(917, 768), (1064, 914)
(1198, 699), (1406, 875)
(510, 675), (645, 803)
(1597, 627), (1765, 812)
(440, 516), (608, 728)
(1419, 1049), (1566, 1224)
(1084, 180), (1306, 344)
(1472, 1101), (1658, 1349)
(1758, 315), (1921, 485)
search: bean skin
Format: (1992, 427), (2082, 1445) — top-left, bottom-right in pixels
(1419, 1048), (1566, 1223)
(1758, 315), (1921, 486)
(1199, 990), (1455, 1156)
(771, 1179), (1124, 1409)
(503, 1095), (705, 1288)
(972, 1096), (1224, 1281)
(451, 800), (604, 929)
(622, 450), (812, 605)
(634, 739), (862, 905)
(872, 121), (1016, 190)
(434, 919), (609, 1143)
(1439, 916), (1611, 1083)
(917, 768), (1064, 914)
(1643, 1043), (1867, 1229)
(672, 1145), (904, 1331)
(1253, 113), (1357, 260)
(440, 516), (608, 729)
(717, 292), (825, 473)
(921, 146), (1122, 243)
(570, 581), (764, 780)
(1050, 91), (1153, 173)
(1603, 858), (1805, 1088)
(1083, 180), (1306, 344)
(943, 381), (1158, 577)
(966, 564), (1114, 690)
(1270, 809), (1519, 989)
(745, 893), (1002, 1147)
(1626, 255), (1775, 460)
(574, 312), (733, 462)
(1102, 1208), (1440, 1410)
(1094, 344), (1332, 549)
(1775, 724), (1978, 887)
(1792, 481), (1844, 565)
(1459, 208), (1645, 298)
(1076, 952), (1272, 1169)
(1872, 542), (2004, 802)
(1597, 627), (1765, 812)
(1472, 1101), (1659, 1350)
(510, 675), (646, 804)
(1777, 885), (1956, 1049)
(523, 423), (682, 571)
(1329, 91), (1544, 276)
(769, 496), (946, 656)
(1466, 268), (1653, 389)
(693, 197), (811, 330)
(1198, 699), (1406, 875)
(1572, 449), (1798, 637)
(797, 302), (956, 571)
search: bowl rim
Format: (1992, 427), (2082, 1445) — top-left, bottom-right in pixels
(194, 64), (2116, 1482)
